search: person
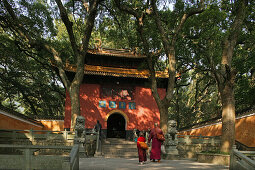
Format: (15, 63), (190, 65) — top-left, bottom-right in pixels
(148, 122), (164, 163)
(94, 120), (102, 138)
(145, 128), (150, 141)
(133, 129), (138, 142)
(137, 132), (147, 165)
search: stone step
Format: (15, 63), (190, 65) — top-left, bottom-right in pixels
(103, 138), (135, 145)
(102, 138), (138, 158)
(103, 147), (137, 153)
(103, 144), (137, 149)
(103, 152), (138, 158)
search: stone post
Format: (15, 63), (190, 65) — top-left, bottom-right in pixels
(74, 116), (86, 157)
(30, 129), (34, 142)
(163, 120), (179, 160)
(64, 129), (68, 141)
(24, 148), (31, 170)
(230, 145), (237, 170)
(199, 134), (203, 144)
(12, 131), (16, 141)
(22, 148), (36, 170)
(62, 156), (71, 170)
(94, 130), (102, 157)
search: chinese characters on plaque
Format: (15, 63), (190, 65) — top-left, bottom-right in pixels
(101, 86), (134, 100)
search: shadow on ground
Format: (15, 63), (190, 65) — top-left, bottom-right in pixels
(79, 158), (229, 170)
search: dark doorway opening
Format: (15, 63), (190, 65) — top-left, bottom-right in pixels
(107, 113), (126, 138)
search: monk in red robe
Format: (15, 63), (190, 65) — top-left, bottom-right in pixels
(137, 132), (147, 164)
(148, 123), (163, 162)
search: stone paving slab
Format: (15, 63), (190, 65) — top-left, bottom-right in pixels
(79, 158), (229, 170)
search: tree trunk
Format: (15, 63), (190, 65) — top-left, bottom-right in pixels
(216, 0), (247, 153)
(176, 87), (180, 129)
(69, 84), (81, 130)
(158, 103), (168, 134)
(55, 0), (100, 130)
(219, 83), (235, 153)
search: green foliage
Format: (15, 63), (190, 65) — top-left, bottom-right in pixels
(90, 1), (138, 49)
(169, 70), (221, 128)
(16, 0), (56, 38)
(0, 0), (65, 117)
(169, 0), (254, 127)
(234, 44), (255, 112)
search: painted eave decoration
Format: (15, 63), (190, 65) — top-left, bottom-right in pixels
(65, 63), (169, 79)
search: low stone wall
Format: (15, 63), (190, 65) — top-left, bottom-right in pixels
(177, 143), (220, 158)
(0, 144), (79, 170)
(0, 155), (68, 170)
(197, 153), (230, 166)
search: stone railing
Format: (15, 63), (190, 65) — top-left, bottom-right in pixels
(95, 130), (101, 154)
(65, 144), (79, 170)
(177, 134), (221, 145)
(230, 146), (255, 170)
(0, 129), (98, 157)
(0, 129), (74, 143)
(0, 129), (97, 143)
(0, 144), (80, 170)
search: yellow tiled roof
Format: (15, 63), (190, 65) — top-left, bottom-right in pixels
(52, 48), (167, 78)
(64, 63), (168, 79)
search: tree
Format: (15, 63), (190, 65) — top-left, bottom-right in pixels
(114, 0), (205, 133)
(182, 0), (252, 152)
(216, 0), (249, 152)
(0, 0), (101, 129)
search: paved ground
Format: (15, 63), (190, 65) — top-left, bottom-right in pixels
(79, 158), (229, 170)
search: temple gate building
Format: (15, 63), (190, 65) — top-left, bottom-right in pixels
(64, 48), (168, 139)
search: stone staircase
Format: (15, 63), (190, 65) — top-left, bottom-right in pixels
(102, 138), (138, 158)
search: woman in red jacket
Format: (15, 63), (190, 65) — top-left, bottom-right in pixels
(137, 132), (147, 165)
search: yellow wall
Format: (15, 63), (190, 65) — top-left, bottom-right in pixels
(40, 120), (64, 131)
(0, 114), (64, 131)
(235, 115), (255, 147)
(179, 114), (255, 147)
(0, 114), (43, 130)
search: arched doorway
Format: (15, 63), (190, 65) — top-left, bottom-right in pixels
(107, 113), (126, 138)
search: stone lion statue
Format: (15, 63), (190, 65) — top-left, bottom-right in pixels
(166, 120), (178, 145)
(74, 116), (86, 143)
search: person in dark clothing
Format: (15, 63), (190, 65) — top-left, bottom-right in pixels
(148, 123), (163, 163)
(94, 120), (102, 138)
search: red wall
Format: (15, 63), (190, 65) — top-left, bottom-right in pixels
(64, 83), (166, 131)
